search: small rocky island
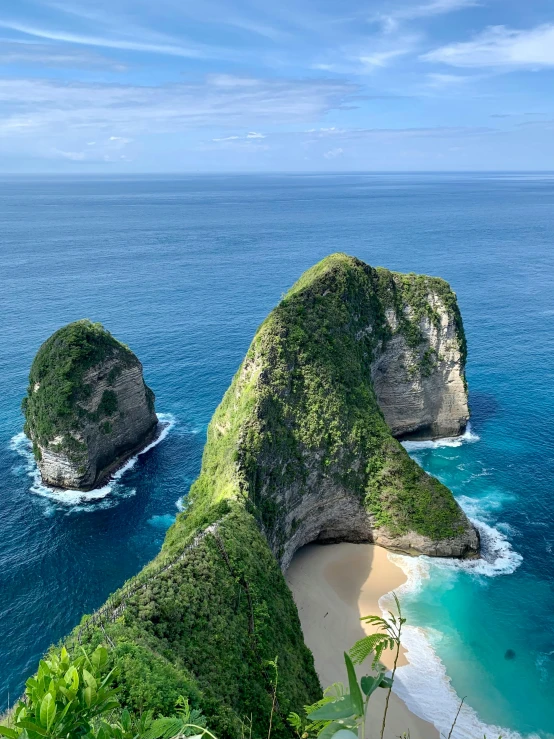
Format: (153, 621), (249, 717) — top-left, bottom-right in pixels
(23, 319), (158, 490)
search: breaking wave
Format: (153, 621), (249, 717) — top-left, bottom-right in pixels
(401, 424), (480, 452)
(9, 413), (175, 512)
(379, 504), (524, 738)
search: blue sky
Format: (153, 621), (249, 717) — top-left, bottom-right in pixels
(1, 0), (554, 171)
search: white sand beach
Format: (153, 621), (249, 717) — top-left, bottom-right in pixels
(286, 542), (438, 739)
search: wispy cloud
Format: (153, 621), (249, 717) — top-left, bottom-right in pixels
(0, 40), (126, 69)
(323, 147), (343, 158)
(0, 18), (220, 58)
(423, 24), (554, 68)
(0, 75), (357, 162)
(373, 0), (478, 32)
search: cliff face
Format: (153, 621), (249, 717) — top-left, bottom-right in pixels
(371, 272), (469, 439)
(184, 253), (478, 569)
(23, 320), (158, 490)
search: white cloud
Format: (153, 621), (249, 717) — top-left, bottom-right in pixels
(0, 18), (215, 59)
(0, 40), (126, 70)
(324, 147), (344, 158)
(0, 75), (356, 162)
(358, 49), (408, 68)
(424, 72), (471, 88)
(373, 0), (478, 32)
(423, 24), (554, 68)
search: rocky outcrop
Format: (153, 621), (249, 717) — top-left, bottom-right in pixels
(23, 320), (158, 490)
(185, 253), (479, 568)
(371, 275), (469, 439)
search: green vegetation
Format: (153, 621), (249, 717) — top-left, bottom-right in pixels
(173, 252), (468, 555)
(62, 507), (320, 739)
(0, 644), (214, 739)
(22, 320), (137, 463)
(15, 255), (471, 739)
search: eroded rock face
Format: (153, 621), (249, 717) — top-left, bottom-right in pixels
(193, 253), (479, 568)
(23, 320), (158, 490)
(372, 293), (469, 439)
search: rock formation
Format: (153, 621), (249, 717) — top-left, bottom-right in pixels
(371, 270), (469, 439)
(186, 253), (479, 568)
(29, 255), (480, 739)
(23, 319), (158, 490)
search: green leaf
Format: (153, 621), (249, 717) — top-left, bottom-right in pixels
(360, 675), (381, 698)
(120, 709), (131, 732)
(318, 721), (357, 739)
(0, 726), (19, 738)
(83, 686), (93, 708)
(82, 669), (97, 691)
(308, 696), (355, 721)
(64, 666), (79, 692)
(331, 731), (358, 739)
(39, 694), (56, 731)
(379, 677), (393, 689)
(91, 646), (108, 670)
(344, 653), (363, 717)
(16, 720), (48, 736)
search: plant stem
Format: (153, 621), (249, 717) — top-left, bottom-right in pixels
(379, 623), (402, 739)
(446, 697), (465, 739)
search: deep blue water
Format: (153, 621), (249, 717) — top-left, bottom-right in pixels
(1, 174), (553, 737)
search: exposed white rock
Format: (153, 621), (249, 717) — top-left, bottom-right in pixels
(371, 291), (469, 439)
(36, 358), (157, 490)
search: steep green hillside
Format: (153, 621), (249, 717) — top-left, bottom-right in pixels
(168, 252), (477, 563)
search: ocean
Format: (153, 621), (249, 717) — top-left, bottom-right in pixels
(1, 173), (553, 737)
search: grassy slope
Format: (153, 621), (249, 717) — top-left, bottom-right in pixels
(75, 507), (320, 739)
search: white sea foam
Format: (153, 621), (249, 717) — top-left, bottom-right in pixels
(10, 413), (175, 511)
(378, 521), (524, 738)
(401, 424), (480, 452)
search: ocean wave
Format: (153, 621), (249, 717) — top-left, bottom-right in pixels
(9, 413), (175, 511)
(390, 624), (531, 739)
(401, 424), (480, 452)
(380, 522), (524, 738)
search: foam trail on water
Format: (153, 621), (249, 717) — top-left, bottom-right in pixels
(10, 413), (175, 510)
(379, 521), (524, 739)
(401, 423), (480, 452)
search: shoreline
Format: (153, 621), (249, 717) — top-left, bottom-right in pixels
(285, 542), (439, 739)
(11, 413), (175, 506)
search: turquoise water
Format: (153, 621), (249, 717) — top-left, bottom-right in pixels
(1, 174), (553, 737)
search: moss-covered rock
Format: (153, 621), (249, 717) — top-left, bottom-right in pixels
(23, 319), (158, 490)
(170, 253), (478, 566)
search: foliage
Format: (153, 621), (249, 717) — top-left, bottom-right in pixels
(0, 645), (214, 739)
(174, 252), (469, 555)
(73, 508), (321, 739)
(0, 645), (119, 739)
(22, 320), (141, 463)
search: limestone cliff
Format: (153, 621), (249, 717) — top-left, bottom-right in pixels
(182, 253), (478, 568)
(23, 319), (158, 490)
(371, 270), (469, 439)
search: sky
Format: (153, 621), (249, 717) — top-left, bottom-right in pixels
(1, 0), (554, 172)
